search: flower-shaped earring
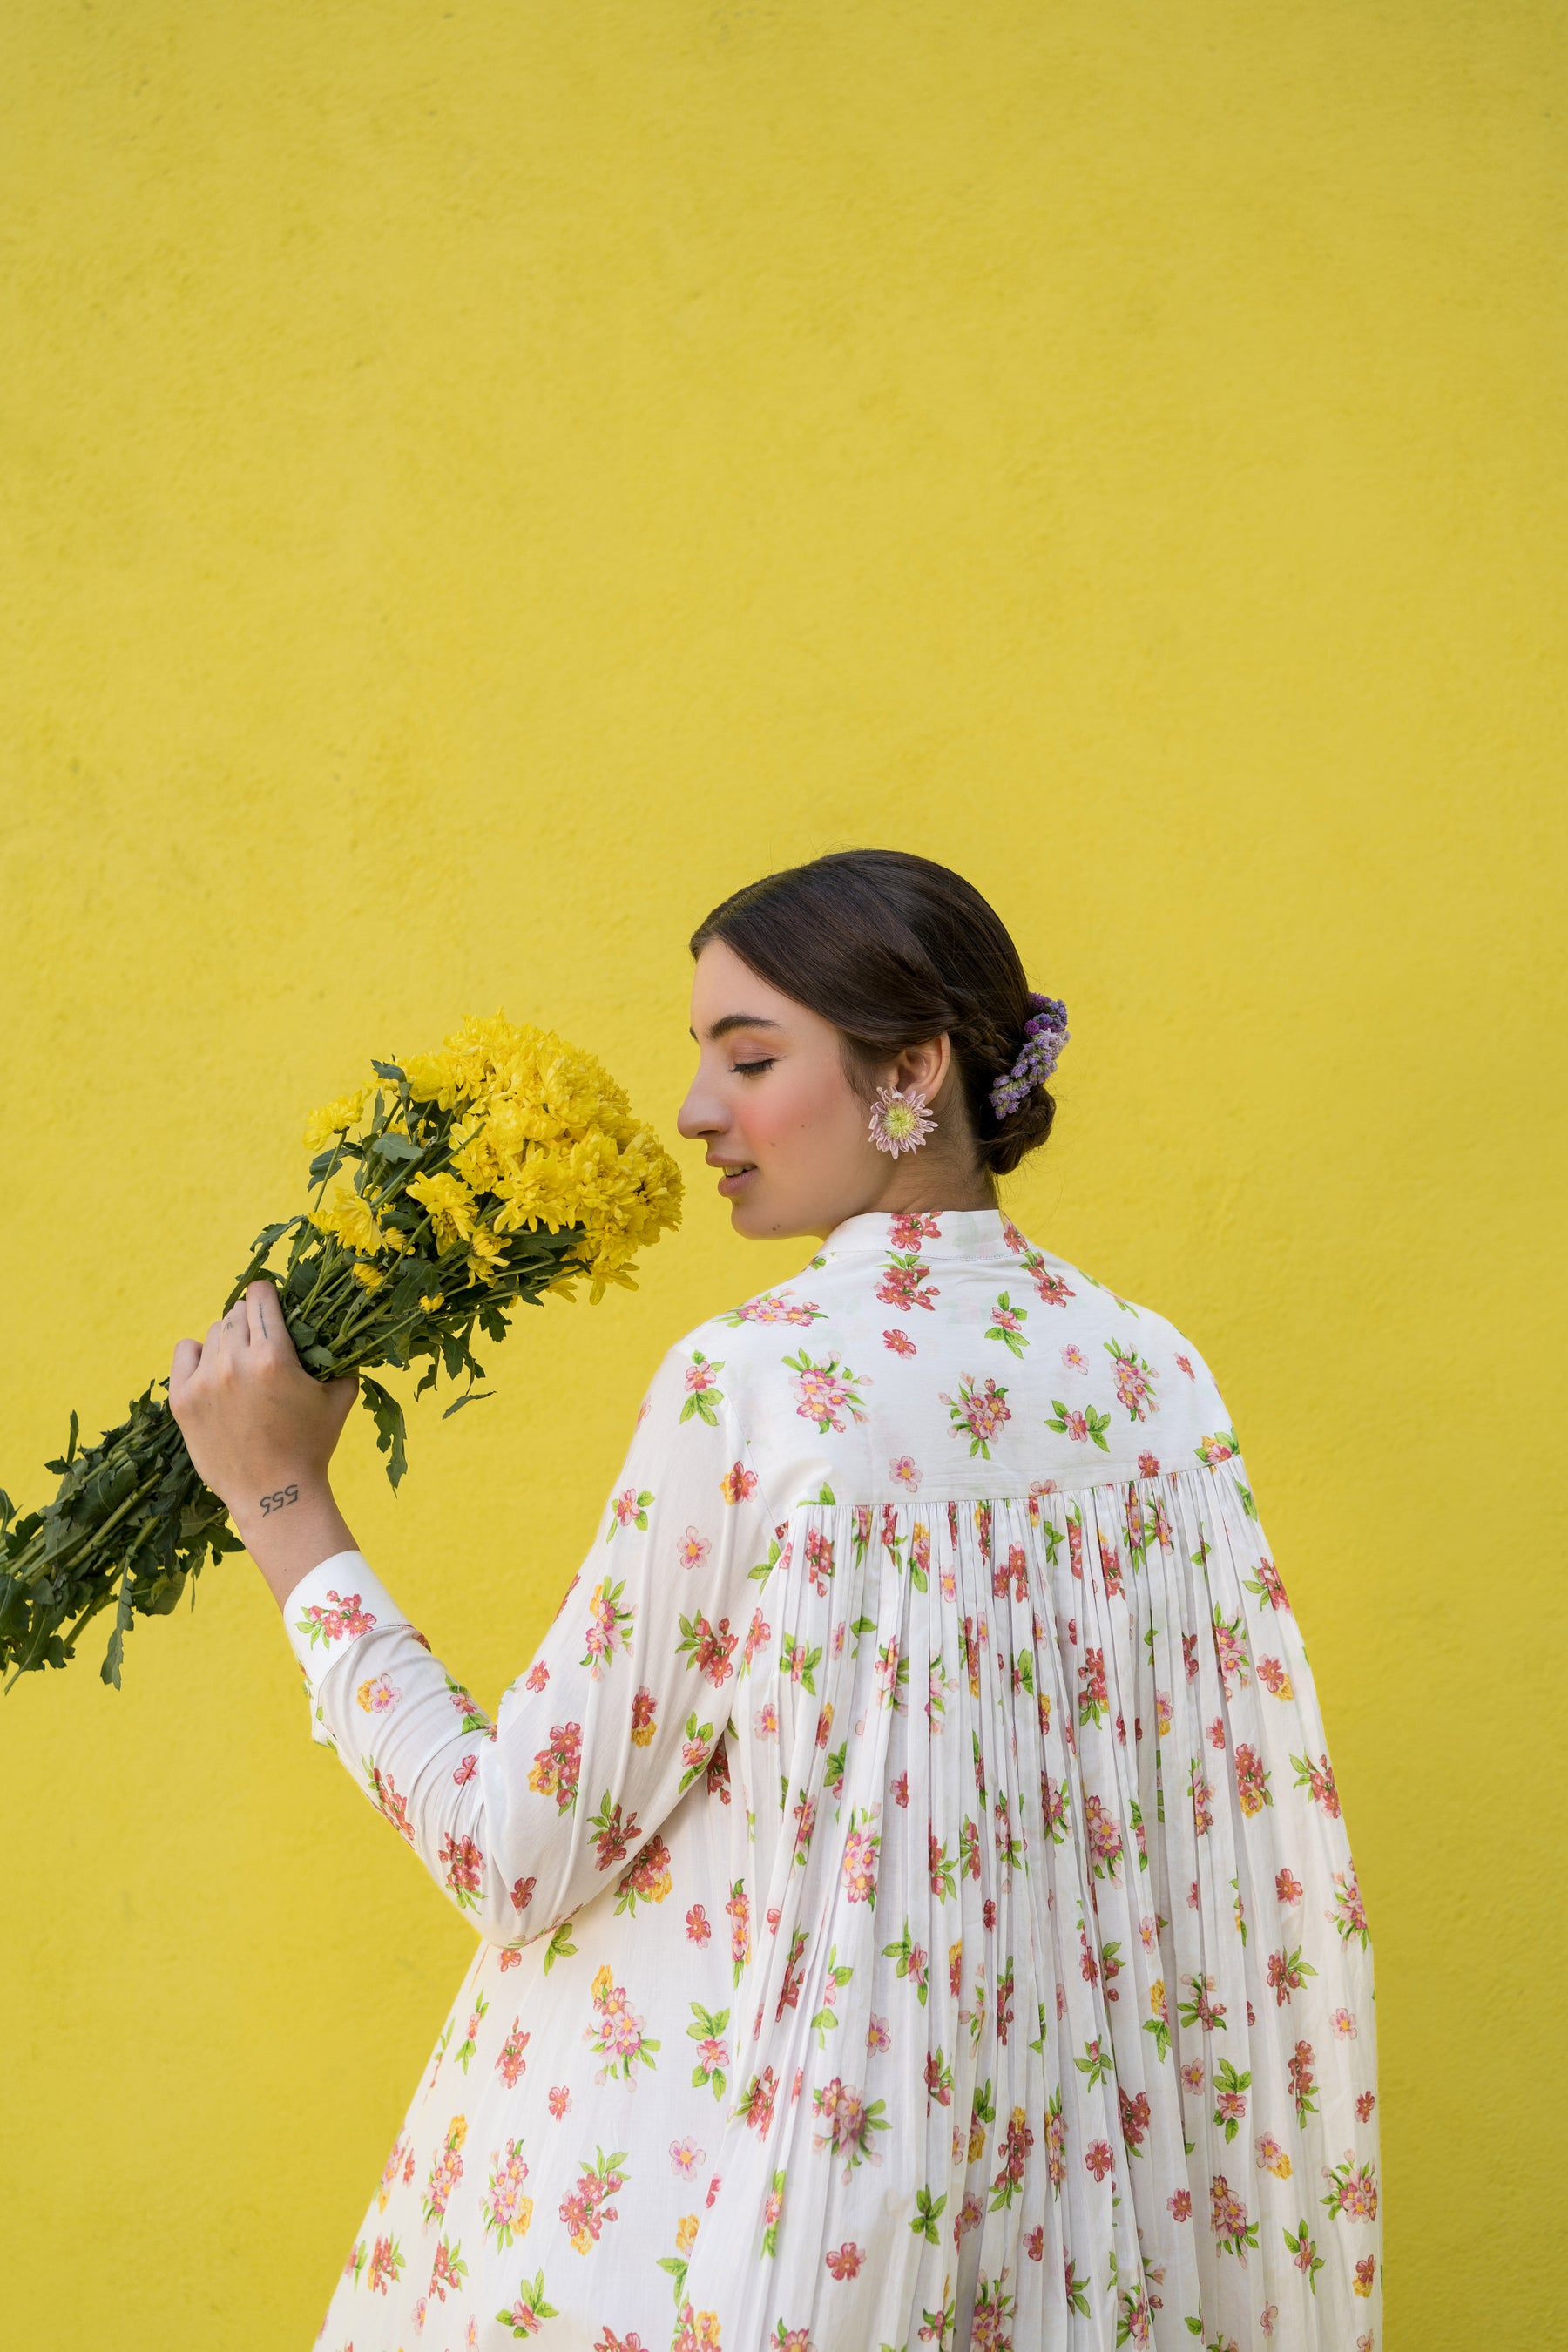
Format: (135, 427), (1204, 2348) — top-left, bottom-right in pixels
(868, 1085), (937, 1157)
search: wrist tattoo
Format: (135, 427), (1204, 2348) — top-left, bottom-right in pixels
(259, 1484), (301, 1516)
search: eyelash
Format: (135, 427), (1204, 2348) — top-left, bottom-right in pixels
(731, 1058), (775, 1078)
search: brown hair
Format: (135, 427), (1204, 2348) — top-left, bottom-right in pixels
(690, 849), (1058, 1179)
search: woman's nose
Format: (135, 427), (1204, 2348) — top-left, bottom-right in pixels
(676, 1082), (720, 1140)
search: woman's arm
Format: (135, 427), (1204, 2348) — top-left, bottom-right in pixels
(171, 1283), (779, 1946)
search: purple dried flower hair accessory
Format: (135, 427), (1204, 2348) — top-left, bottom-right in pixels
(989, 991), (1070, 1119)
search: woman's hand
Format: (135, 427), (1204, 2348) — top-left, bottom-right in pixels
(170, 1280), (360, 1611)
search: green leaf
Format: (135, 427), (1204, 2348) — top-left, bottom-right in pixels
(542, 1921), (577, 1973)
(358, 1375), (409, 1489)
(442, 1389), (495, 1421)
(368, 1131), (424, 1162)
(657, 2254), (689, 2306)
(99, 1562), (136, 1690)
(223, 1222), (303, 1308)
(369, 1059), (407, 1084)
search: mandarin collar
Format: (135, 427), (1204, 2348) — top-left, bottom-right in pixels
(814, 1206), (1022, 1266)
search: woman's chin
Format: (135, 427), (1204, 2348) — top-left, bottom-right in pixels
(727, 1194), (835, 1248)
(725, 1182), (796, 1242)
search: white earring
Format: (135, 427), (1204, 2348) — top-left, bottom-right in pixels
(868, 1085), (937, 1158)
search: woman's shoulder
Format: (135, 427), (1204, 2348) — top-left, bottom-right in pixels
(654, 1268), (842, 1404)
(1001, 1231), (1241, 1466)
(658, 1270), (832, 1373)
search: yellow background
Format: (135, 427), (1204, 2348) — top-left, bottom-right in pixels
(2, 6), (1562, 2346)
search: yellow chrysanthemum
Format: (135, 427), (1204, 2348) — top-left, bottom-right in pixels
(389, 1016), (683, 1297)
(309, 1182), (409, 1260)
(463, 1224), (510, 1285)
(352, 1263), (387, 1290)
(301, 1085), (373, 1153)
(407, 1169), (480, 1254)
(310, 1013), (682, 1302)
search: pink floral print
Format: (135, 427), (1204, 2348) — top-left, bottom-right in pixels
(294, 1586), (376, 1649)
(496, 2020), (530, 2090)
(810, 2077), (889, 2181)
(422, 2116), (467, 2225)
(559, 2147), (628, 2254)
(723, 1289), (823, 1328)
(526, 1720), (582, 1814)
(606, 1486), (652, 1538)
(483, 2139), (534, 2249)
(584, 1965), (659, 2084)
(784, 1349), (871, 1433)
(580, 1577), (634, 1678)
(368, 2233), (404, 2295)
(940, 1374), (1012, 1458)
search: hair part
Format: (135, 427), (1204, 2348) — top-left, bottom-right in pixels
(689, 849), (1058, 1180)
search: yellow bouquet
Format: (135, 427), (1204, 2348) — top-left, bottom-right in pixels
(0, 1016), (682, 1690)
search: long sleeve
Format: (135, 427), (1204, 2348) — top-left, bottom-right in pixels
(281, 1337), (778, 1947)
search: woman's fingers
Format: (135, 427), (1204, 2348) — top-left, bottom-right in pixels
(183, 1305), (251, 1405)
(169, 1335), (202, 1402)
(323, 1373), (360, 1437)
(244, 1278), (281, 1351)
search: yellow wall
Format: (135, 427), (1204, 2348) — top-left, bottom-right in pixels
(2, 6), (1562, 2345)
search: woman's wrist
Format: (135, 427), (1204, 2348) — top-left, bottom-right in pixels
(233, 1477), (358, 1613)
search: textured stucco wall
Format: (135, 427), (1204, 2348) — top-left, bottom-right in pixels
(2, 6), (1563, 2346)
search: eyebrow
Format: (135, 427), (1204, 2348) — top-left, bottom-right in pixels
(689, 1013), (783, 1042)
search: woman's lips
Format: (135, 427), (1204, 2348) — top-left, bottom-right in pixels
(715, 1165), (756, 1198)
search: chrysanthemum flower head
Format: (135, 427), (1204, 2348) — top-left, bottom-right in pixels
(868, 1086), (937, 1159)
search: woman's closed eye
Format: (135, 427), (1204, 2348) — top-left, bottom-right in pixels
(731, 1058), (776, 1077)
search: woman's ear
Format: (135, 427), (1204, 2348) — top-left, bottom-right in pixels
(891, 1036), (950, 1100)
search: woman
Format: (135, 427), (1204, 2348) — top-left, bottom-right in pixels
(172, 851), (1380, 2352)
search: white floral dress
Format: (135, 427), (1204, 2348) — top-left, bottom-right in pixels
(291, 1208), (1379, 2352)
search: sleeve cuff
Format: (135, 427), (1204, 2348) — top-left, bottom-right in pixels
(281, 1549), (409, 1680)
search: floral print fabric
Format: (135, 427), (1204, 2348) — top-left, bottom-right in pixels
(291, 1208), (1379, 2352)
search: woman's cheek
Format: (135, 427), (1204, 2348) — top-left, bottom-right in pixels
(757, 1070), (842, 1155)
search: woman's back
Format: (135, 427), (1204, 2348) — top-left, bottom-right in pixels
(687, 1205), (1379, 2346)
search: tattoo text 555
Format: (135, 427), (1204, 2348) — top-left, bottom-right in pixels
(259, 1484), (301, 1516)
